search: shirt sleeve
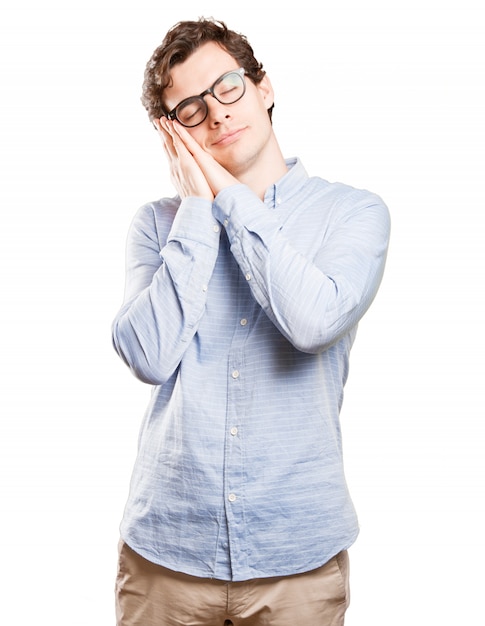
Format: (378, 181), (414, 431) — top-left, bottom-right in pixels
(212, 183), (390, 353)
(112, 197), (221, 384)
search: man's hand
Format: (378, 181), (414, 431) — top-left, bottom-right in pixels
(154, 118), (239, 200)
(154, 118), (214, 201)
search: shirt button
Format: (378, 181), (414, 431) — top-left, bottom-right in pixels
(228, 493), (237, 502)
(231, 370), (240, 379)
(230, 427), (238, 436)
(245, 273), (251, 281)
(213, 224), (220, 233)
(240, 318), (247, 326)
(223, 219), (229, 227)
(202, 285), (208, 292)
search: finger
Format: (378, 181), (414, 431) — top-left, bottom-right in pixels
(154, 118), (173, 143)
(154, 118), (179, 160)
(153, 118), (170, 142)
(166, 121), (198, 164)
(171, 121), (203, 157)
(171, 121), (238, 195)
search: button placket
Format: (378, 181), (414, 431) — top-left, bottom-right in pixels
(221, 284), (255, 574)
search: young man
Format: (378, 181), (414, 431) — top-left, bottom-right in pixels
(112, 18), (390, 626)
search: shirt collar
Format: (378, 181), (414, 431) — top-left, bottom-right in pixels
(263, 157), (308, 209)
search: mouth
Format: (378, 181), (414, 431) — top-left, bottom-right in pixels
(212, 127), (246, 147)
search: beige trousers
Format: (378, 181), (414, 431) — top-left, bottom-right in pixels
(115, 540), (350, 626)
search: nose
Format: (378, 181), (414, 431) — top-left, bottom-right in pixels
(205, 95), (231, 126)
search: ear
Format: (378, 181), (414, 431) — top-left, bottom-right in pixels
(257, 74), (275, 110)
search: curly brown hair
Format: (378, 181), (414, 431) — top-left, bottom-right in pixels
(141, 18), (273, 123)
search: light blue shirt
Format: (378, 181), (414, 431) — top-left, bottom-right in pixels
(112, 158), (390, 581)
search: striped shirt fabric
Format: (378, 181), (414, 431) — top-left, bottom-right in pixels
(112, 157), (390, 581)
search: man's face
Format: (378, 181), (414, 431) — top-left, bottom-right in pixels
(163, 42), (275, 177)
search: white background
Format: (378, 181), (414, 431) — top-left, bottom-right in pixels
(1, 1), (484, 623)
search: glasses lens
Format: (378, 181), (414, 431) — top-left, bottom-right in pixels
(214, 71), (245, 104)
(176, 97), (208, 127)
(173, 70), (245, 127)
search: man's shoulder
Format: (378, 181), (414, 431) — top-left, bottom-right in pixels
(133, 195), (181, 229)
(127, 196), (181, 246)
(300, 175), (384, 213)
(136, 195), (181, 220)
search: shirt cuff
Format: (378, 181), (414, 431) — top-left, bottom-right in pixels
(168, 196), (221, 248)
(213, 185), (279, 243)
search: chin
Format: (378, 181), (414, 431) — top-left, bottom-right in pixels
(218, 149), (260, 178)
(212, 154), (241, 175)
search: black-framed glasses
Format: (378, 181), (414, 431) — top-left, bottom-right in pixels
(166, 68), (246, 128)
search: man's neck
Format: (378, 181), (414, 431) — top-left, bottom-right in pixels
(233, 136), (288, 200)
